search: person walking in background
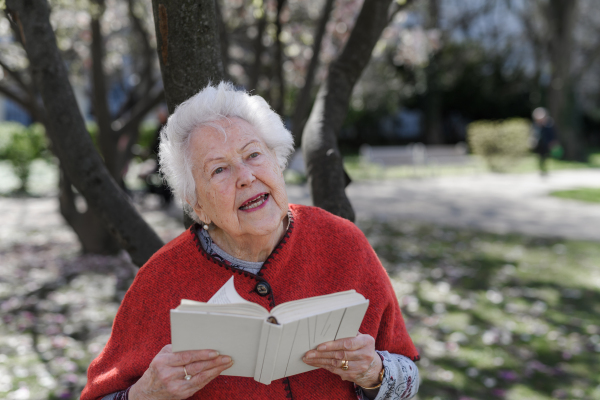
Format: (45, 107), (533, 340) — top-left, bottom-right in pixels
(532, 107), (558, 176)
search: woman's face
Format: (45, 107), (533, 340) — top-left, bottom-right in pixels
(188, 117), (289, 240)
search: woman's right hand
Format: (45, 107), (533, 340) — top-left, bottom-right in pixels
(129, 344), (234, 400)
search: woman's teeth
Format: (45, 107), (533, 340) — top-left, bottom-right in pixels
(240, 194), (268, 210)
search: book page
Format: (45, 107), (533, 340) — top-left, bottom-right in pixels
(208, 276), (252, 305)
(335, 301), (370, 340)
(255, 322), (283, 385)
(283, 318), (318, 377)
(170, 311), (264, 377)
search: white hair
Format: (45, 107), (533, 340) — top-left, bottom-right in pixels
(158, 81), (295, 223)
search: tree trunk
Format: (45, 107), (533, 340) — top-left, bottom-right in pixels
(546, 0), (584, 160)
(301, 0), (396, 222)
(215, 0), (231, 81)
(151, 0), (224, 112)
(272, 0), (286, 116)
(248, 2), (267, 92)
(6, 0), (164, 267)
(150, 0), (224, 228)
(59, 168), (121, 254)
(423, 0), (444, 145)
(291, 0), (335, 147)
(90, 1), (121, 182)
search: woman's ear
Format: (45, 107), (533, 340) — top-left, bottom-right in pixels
(187, 199), (211, 225)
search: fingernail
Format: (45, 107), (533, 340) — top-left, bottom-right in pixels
(221, 356), (231, 363)
(209, 351), (219, 358)
(317, 345), (326, 351)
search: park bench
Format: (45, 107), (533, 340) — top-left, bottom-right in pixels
(359, 143), (472, 167)
(285, 143), (477, 180)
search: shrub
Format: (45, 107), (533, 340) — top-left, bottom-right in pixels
(467, 118), (530, 172)
(0, 122), (48, 193)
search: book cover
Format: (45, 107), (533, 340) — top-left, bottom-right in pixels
(170, 277), (369, 384)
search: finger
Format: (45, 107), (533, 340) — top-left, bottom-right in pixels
(304, 349), (347, 361)
(168, 349), (221, 366)
(317, 335), (372, 352)
(159, 344), (173, 354)
(171, 358), (235, 398)
(188, 358), (234, 388)
(185, 356), (233, 375)
(302, 356), (343, 369)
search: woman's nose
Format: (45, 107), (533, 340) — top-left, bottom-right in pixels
(236, 164), (256, 188)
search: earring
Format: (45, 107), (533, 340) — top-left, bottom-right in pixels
(203, 223), (209, 230)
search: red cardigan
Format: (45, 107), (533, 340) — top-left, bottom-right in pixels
(81, 204), (419, 400)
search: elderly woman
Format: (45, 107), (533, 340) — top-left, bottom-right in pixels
(81, 82), (420, 400)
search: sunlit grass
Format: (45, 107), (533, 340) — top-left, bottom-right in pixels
(2, 218), (600, 399)
(550, 188), (600, 204)
(360, 220), (600, 400)
(343, 152), (600, 181)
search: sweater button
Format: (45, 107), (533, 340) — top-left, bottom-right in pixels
(256, 282), (271, 296)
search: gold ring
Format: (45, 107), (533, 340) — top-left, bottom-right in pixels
(183, 366), (192, 380)
(341, 360), (349, 371)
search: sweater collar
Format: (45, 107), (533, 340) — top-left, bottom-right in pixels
(190, 209), (295, 281)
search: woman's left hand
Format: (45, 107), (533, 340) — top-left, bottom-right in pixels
(302, 334), (382, 388)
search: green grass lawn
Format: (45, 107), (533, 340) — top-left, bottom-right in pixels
(341, 152), (600, 182)
(2, 220), (600, 399)
(359, 220), (600, 400)
(550, 188), (600, 204)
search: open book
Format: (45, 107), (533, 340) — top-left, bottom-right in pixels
(170, 277), (369, 384)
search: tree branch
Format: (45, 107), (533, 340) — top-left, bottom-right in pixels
(114, 86), (164, 135)
(150, 0), (224, 228)
(573, 39), (600, 77)
(248, 2), (267, 92)
(290, 0), (335, 146)
(0, 57), (29, 93)
(151, 0), (224, 113)
(127, 0), (155, 95)
(5, 0), (164, 267)
(272, 0), (286, 115)
(0, 83), (32, 113)
(90, 0), (120, 180)
(215, 0), (231, 81)
(301, 0), (397, 221)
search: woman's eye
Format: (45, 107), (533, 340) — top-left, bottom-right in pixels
(249, 152), (259, 158)
(213, 167), (224, 175)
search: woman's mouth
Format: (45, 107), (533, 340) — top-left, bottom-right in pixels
(239, 194), (269, 211)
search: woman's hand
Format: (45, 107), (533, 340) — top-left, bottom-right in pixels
(129, 344), (234, 400)
(302, 334), (382, 389)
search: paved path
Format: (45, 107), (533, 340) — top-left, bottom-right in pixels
(2, 169), (600, 246)
(286, 169), (600, 241)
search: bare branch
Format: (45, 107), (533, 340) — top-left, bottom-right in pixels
(5, 0), (164, 266)
(290, 0), (335, 145)
(215, 0), (231, 81)
(302, 0), (396, 221)
(248, 2), (267, 92)
(0, 83), (31, 112)
(272, 0), (286, 115)
(0, 57), (29, 93)
(127, 0), (155, 92)
(387, 0), (414, 24)
(114, 86), (164, 135)
(573, 39), (600, 77)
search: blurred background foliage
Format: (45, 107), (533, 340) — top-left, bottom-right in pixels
(467, 119), (530, 172)
(0, 122), (48, 193)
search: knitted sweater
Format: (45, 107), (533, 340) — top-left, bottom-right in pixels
(81, 204), (419, 400)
